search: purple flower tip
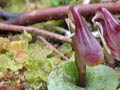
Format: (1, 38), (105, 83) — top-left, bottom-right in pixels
(70, 6), (104, 66)
(93, 7), (120, 60)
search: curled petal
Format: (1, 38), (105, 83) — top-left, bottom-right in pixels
(92, 7), (120, 60)
(70, 6), (104, 66)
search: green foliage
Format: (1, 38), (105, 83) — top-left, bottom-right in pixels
(50, 0), (78, 6)
(2, 1), (120, 90)
(58, 43), (73, 57)
(4, 0), (81, 12)
(86, 65), (119, 90)
(0, 32), (73, 89)
(0, 32), (29, 71)
(48, 61), (120, 90)
(0, 54), (23, 71)
(48, 61), (84, 90)
(5, 0), (27, 12)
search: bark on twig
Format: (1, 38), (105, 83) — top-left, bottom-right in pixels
(0, 23), (72, 43)
(0, 10), (23, 20)
(1, 6), (69, 25)
(0, 1), (120, 25)
(38, 36), (68, 60)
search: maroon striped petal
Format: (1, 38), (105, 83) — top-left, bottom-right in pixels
(92, 7), (120, 60)
(70, 6), (103, 66)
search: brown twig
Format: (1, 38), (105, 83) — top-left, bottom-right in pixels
(0, 10), (23, 20)
(38, 36), (68, 60)
(0, 1), (120, 25)
(0, 23), (72, 43)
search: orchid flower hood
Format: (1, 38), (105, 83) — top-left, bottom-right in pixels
(92, 7), (120, 60)
(70, 6), (104, 66)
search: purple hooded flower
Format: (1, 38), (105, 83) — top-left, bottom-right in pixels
(70, 6), (103, 66)
(92, 7), (120, 60)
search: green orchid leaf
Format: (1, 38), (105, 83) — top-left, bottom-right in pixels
(86, 65), (119, 90)
(48, 61), (85, 90)
(48, 61), (120, 90)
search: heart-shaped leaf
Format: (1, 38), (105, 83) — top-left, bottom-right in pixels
(48, 61), (119, 90)
(48, 61), (85, 90)
(86, 65), (119, 90)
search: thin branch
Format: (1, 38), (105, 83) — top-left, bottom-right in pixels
(0, 10), (23, 20)
(0, 23), (72, 43)
(0, 1), (120, 25)
(38, 36), (68, 60)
